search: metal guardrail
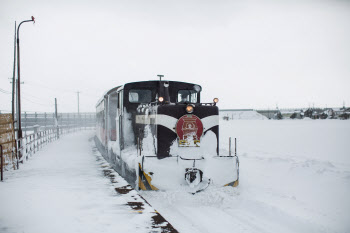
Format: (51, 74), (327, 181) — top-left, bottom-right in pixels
(21, 112), (96, 133)
(17, 128), (58, 164)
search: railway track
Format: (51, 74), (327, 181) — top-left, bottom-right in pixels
(93, 146), (178, 233)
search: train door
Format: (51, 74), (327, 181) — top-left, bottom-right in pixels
(116, 90), (124, 151)
(104, 99), (108, 148)
(107, 92), (118, 163)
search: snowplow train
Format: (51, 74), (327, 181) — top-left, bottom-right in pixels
(95, 79), (239, 193)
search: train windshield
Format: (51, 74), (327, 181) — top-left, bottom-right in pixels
(177, 90), (198, 103)
(129, 89), (152, 103)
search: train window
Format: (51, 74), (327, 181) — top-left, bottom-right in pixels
(129, 89), (152, 103)
(108, 94), (118, 141)
(118, 90), (123, 115)
(177, 90), (198, 103)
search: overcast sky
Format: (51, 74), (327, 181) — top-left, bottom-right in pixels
(1, 0), (349, 113)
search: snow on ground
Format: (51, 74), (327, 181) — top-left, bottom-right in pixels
(220, 110), (267, 120)
(1, 120), (349, 233)
(0, 131), (159, 233)
(142, 119), (350, 233)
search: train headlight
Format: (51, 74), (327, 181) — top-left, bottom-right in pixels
(186, 105), (194, 113)
(159, 96), (164, 102)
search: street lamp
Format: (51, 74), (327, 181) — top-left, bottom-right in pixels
(17, 16), (35, 144)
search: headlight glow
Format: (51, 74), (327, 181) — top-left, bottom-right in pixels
(186, 105), (194, 113)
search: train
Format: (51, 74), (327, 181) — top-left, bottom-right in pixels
(95, 78), (239, 193)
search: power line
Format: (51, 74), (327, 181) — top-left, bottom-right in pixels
(24, 81), (99, 98)
(21, 96), (54, 107)
(22, 90), (48, 101)
(25, 81), (76, 94)
(0, 88), (11, 94)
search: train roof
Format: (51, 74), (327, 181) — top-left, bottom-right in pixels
(123, 80), (202, 93)
(95, 85), (122, 107)
(123, 80), (201, 89)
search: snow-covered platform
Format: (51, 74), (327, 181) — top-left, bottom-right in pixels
(0, 131), (176, 233)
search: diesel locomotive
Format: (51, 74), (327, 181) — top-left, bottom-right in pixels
(95, 79), (239, 193)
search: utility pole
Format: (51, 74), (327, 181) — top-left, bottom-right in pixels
(77, 91), (80, 129)
(55, 98), (58, 119)
(16, 79), (19, 130)
(77, 91), (80, 115)
(11, 21), (16, 122)
(55, 98), (59, 139)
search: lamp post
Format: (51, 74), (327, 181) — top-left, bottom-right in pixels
(17, 16), (35, 153)
(12, 21), (16, 122)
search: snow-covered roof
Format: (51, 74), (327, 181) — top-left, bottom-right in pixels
(96, 85), (123, 107)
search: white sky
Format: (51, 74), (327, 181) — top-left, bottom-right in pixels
(0, 0), (349, 113)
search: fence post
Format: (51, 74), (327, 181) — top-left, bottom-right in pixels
(53, 113), (55, 138)
(229, 137), (231, 156)
(55, 114), (59, 140)
(39, 132), (41, 150)
(1, 144), (3, 181)
(235, 138), (237, 157)
(25, 134), (28, 155)
(33, 134), (36, 154)
(24, 111), (27, 136)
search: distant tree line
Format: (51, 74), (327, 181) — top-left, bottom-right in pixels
(289, 107), (350, 120)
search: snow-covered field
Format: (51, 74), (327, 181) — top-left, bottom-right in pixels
(142, 119), (350, 233)
(1, 120), (349, 233)
(220, 110), (267, 120)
